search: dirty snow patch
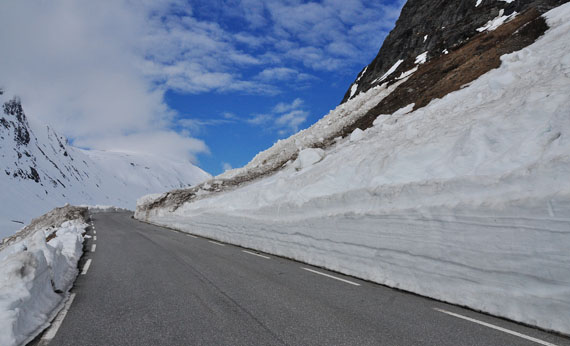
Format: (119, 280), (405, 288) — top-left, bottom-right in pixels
(356, 66), (368, 82)
(397, 66), (419, 80)
(477, 9), (518, 32)
(349, 84), (358, 99)
(374, 59), (404, 83)
(415, 51), (428, 64)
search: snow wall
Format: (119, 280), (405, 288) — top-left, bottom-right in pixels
(136, 4), (570, 335)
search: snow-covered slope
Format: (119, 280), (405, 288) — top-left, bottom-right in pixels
(0, 94), (211, 239)
(137, 3), (570, 335)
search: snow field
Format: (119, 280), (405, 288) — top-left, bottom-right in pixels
(0, 219), (88, 346)
(137, 3), (570, 335)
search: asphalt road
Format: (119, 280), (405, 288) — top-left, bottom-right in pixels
(36, 211), (570, 346)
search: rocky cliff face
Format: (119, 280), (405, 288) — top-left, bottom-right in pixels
(342, 0), (567, 103)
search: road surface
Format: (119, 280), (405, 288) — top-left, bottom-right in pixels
(34, 211), (570, 346)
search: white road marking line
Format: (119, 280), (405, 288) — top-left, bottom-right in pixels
(93, 230), (97, 235)
(187, 234), (197, 238)
(301, 267), (361, 286)
(242, 250), (270, 259)
(93, 236), (97, 241)
(40, 293), (76, 343)
(208, 240), (225, 247)
(91, 244), (96, 252)
(433, 308), (559, 346)
(81, 259), (92, 275)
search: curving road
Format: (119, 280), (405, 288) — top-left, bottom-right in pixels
(34, 211), (570, 346)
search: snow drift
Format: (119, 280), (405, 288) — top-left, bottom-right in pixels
(137, 3), (570, 335)
(0, 206), (88, 346)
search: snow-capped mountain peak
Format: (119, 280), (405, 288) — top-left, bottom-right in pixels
(0, 93), (211, 238)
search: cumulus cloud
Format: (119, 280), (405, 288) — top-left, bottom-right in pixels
(0, 0), (209, 162)
(247, 98), (309, 135)
(275, 110), (309, 135)
(222, 162), (233, 171)
(178, 118), (234, 134)
(256, 68), (315, 83)
(273, 98), (304, 113)
(78, 131), (209, 163)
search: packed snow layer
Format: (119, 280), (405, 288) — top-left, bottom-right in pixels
(0, 218), (87, 346)
(138, 3), (570, 335)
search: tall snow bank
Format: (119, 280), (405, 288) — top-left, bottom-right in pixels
(137, 3), (570, 335)
(0, 211), (88, 346)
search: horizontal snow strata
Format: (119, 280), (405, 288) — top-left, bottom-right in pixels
(136, 3), (570, 335)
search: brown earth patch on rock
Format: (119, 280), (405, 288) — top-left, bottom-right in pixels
(345, 8), (547, 136)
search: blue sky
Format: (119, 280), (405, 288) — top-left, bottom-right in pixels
(0, 0), (405, 176)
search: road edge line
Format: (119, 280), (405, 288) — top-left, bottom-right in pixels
(38, 293), (77, 345)
(433, 308), (559, 346)
(242, 250), (271, 259)
(302, 267), (361, 286)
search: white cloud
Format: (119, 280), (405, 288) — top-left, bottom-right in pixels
(222, 162), (233, 171)
(257, 67), (298, 81)
(273, 98), (304, 113)
(276, 110), (309, 134)
(178, 118), (234, 134)
(77, 131), (208, 163)
(247, 113), (273, 125)
(0, 0), (405, 163)
(247, 98), (309, 135)
(0, 0), (209, 162)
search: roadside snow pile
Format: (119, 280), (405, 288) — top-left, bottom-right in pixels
(0, 210), (88, 346)
(137, 3), (570, 335)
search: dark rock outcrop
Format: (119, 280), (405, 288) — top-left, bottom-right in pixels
(342, 0), (567, 103)
(2, 97), (30, 146)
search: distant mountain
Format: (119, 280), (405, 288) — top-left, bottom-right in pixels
(0, 91), (210, 239)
